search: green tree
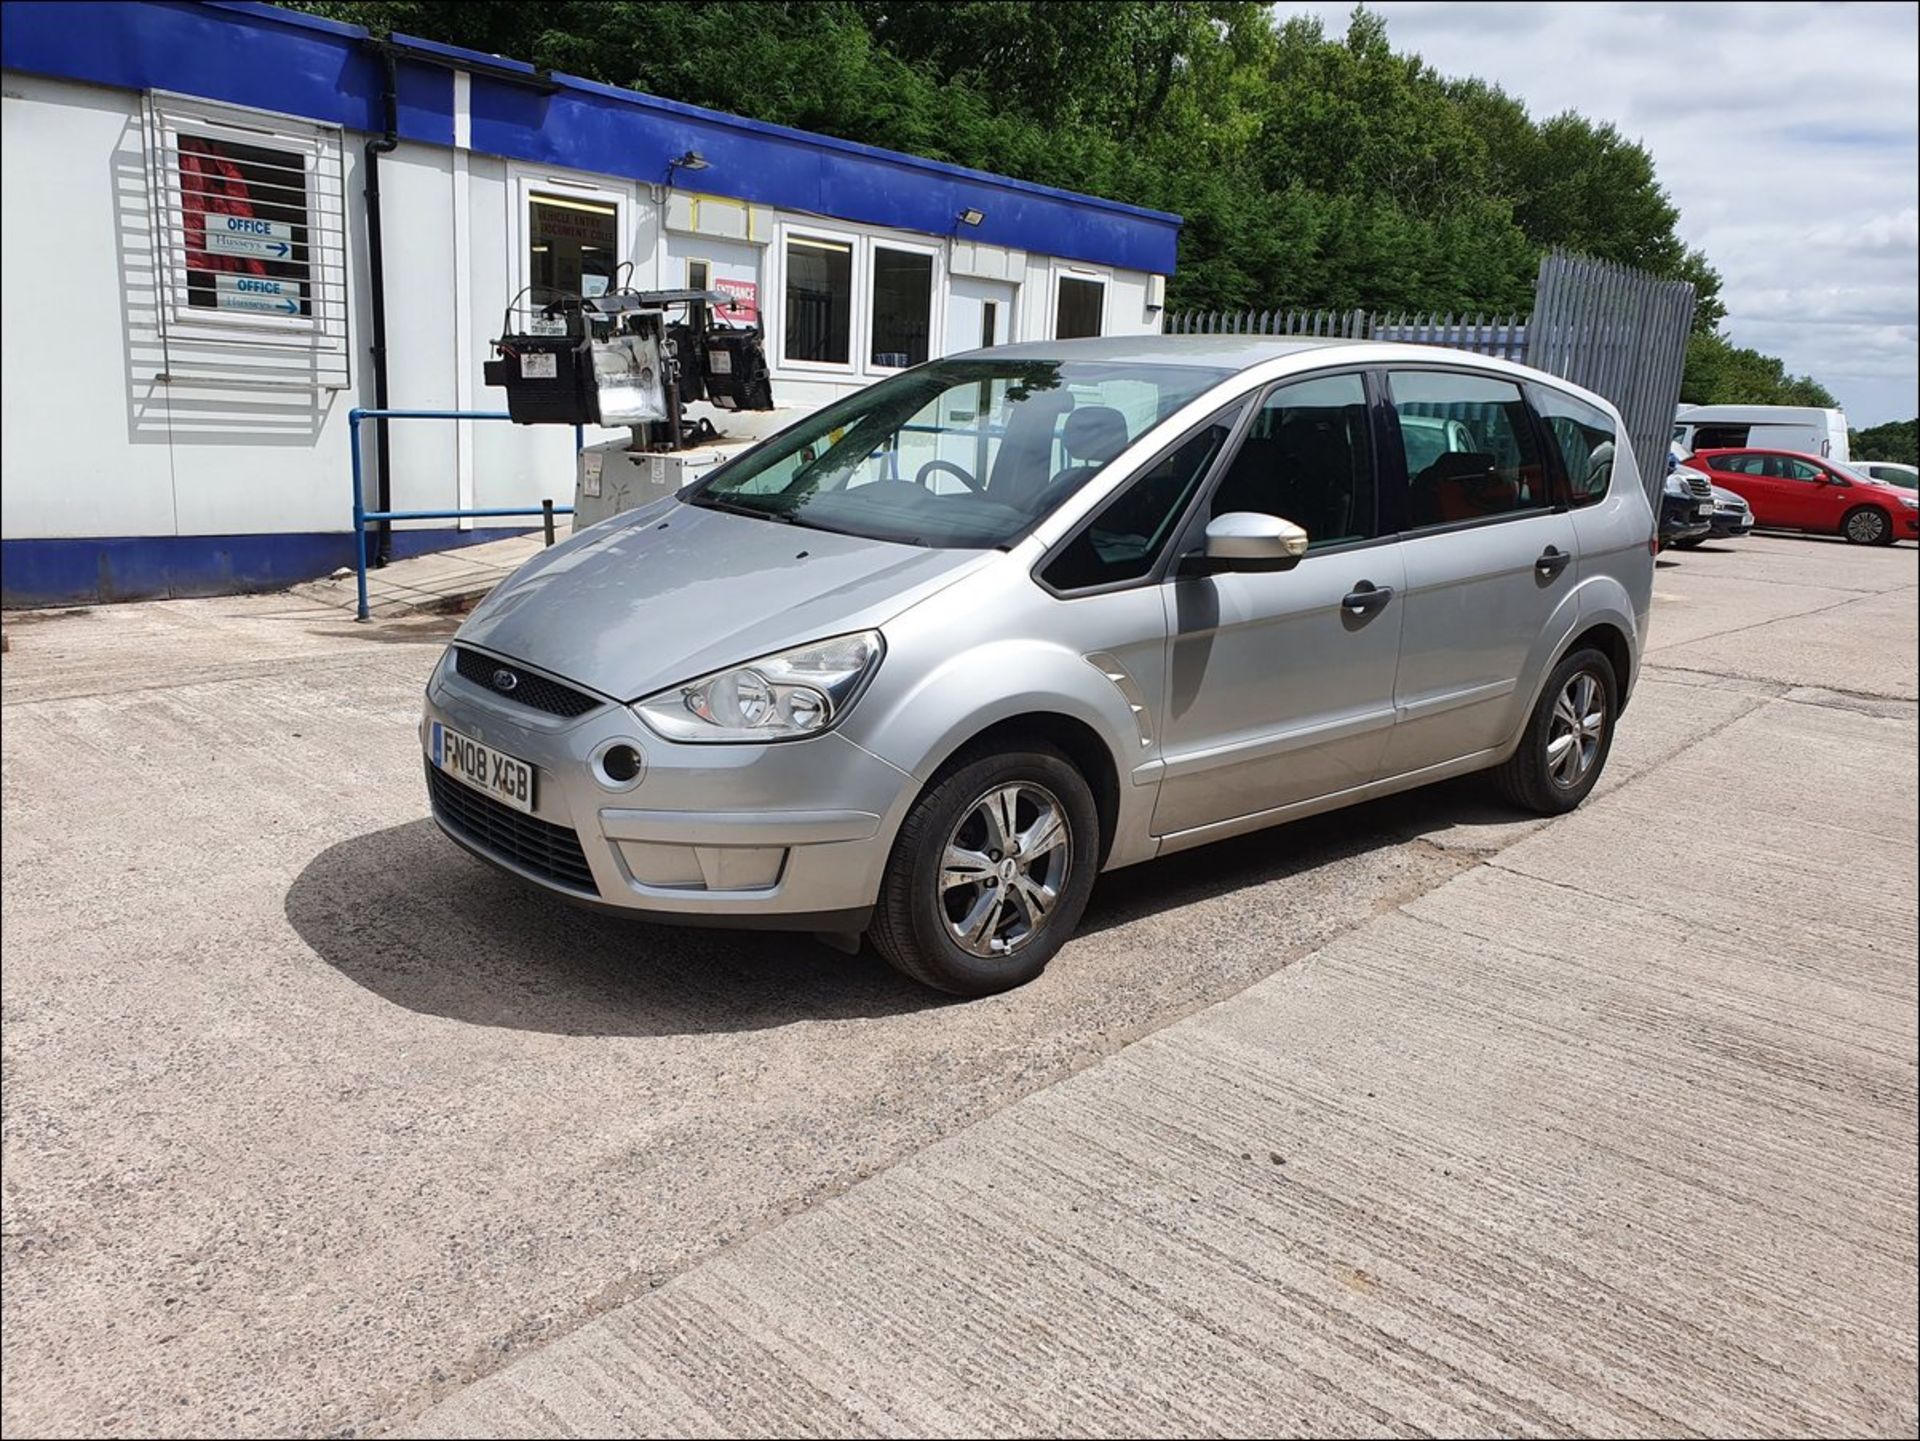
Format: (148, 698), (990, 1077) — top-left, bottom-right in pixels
(296, 0), (1801, 389)
(1680, 332), (1837, 408)
(1850, 419), (1918, 464)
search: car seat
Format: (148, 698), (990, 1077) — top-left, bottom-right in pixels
(1413, 451), (1514, 524)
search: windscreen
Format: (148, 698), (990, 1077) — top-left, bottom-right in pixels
(687, 358), (1231, 547)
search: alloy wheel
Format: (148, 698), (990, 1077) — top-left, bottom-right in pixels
(938, 782), (1072, 958)
(1846, 509), (1887, 544)
(1546, 670), (1606, 789)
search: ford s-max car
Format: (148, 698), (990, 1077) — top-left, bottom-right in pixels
(421, 338), (1654, 995)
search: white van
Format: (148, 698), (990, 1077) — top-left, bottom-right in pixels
(1674, 405), (1851, 463)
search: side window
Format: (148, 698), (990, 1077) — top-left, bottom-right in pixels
(870, 247), (933, 369)
(1055, 277), (1105, 339)
(1208, 374), (1375, 547)
(1783, 458), (1826, 482)
(1389, 370), (1547, 529)
(1693, 424), (1750, 450)
(1715, 454), (1761, 475)
(1534, 389), (1616, 508)
(1042, 413), (1242, 591)
(784, 235), (854, 364)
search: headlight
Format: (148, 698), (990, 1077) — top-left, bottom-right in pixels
(633, 631), (883, 743)
(1665, 466), (1707, 496)
(1898, 493), (1918, 509)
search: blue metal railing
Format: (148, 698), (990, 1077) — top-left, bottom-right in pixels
(349, 407), (580, 622)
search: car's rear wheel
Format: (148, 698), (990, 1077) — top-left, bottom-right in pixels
(868, 744), (1099, 995)
(1842, 506), (1893, 546)
(1492, 647), (1618, 816)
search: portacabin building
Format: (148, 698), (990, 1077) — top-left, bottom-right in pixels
(0, 0), (1182, 606)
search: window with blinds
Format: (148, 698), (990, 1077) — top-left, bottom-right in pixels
(143, 91), (350, 388)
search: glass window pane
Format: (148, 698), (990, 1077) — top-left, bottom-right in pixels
(1390, 370), (1547, 528)
(686, 258), (710, 291)
(1055, 277), (1104, 339)
(695, 358), (1230, 549)
(529, 194), (617, 299)
(1209, 374), (1374, 547)
(784, 236), (853, 364)
(180, 135), (313, 316)
(1535, 389), (1617, 507)
(1043, 417), (1240, 590)
(870, 247), (932, 369)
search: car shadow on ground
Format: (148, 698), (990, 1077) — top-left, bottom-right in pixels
(288, 776), (1526, 1037)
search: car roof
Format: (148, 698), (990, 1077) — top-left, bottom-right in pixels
(971, 334), (1358, 368)
(959, 336), (1618, 412)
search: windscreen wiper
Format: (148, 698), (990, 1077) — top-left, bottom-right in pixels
(692, 495), (798, 525)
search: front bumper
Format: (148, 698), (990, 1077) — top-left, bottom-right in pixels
(420, 647), (912, 928)
(1706, 508), (1754, 540)
(1659, 499), (1713, 544)
(1899, 508), (1919, 539)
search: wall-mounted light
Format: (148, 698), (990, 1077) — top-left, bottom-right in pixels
(654, 150), (713, 203)
(956, 207), (986, 227)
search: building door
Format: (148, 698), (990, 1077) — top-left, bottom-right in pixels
(946, 277), (1014, 353)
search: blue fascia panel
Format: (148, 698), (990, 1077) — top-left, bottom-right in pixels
(1, 0), (454, 144)
(474, 75), (1180, 273)
(0, 0), (1178, 271)
(0, 528), (538, 608)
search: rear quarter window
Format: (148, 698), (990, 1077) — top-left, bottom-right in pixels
(1534, 389), (1617, 508)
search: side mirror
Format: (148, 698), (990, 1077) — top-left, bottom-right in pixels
(1190, 512), (1310, 574)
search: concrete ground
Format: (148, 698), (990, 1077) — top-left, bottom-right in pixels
(1, 534), (1913, 1438)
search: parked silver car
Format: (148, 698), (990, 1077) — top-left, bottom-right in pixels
(422, 338), (1654, 994)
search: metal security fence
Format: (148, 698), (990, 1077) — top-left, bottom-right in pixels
(1163, 307), (1529, 363)
(1527, 249), (1696, 505)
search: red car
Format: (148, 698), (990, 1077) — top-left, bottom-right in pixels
(1687, 448), (1919, 546)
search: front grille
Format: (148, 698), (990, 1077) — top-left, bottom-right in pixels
(428, 766), (597, 893)
(1685, 475), (1713, 499)
(453, 647), (601, 718)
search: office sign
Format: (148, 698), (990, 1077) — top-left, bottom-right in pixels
(201, 213), (295, 261)
(214, 273), (302, 315)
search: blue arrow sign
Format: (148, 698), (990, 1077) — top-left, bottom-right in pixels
(214, 273), (302, 315)
(206, 231), (293, 261)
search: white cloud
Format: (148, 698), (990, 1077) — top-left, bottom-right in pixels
(1279, 1), (1920, 425)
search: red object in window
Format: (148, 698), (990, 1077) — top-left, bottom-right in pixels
(179, 137), (267, 276)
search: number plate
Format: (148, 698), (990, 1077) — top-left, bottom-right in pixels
(429, 721), (534, 814)
(1696, 501), (1713, 516)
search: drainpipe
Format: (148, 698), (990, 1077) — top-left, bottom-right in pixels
(363, 43), (400, 566)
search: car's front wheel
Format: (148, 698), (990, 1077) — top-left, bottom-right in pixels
(868, 744), (1099, 995)
(1841, 505), (1894, 546)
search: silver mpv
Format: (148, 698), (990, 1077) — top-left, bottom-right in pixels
(422, 338), (1654, 994)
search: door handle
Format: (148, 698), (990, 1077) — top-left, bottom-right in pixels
(1342, 581), (1393, 616)
(1535, 545), (1571, 580)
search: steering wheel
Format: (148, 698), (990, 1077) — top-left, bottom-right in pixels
(914, 459), (981, 493)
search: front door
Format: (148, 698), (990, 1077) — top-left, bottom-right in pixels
(1151, 372), (1406, 837)
(1378, 367), (1580, 777)
(945, 277), (1014, 353)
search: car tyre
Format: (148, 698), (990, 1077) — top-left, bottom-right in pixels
(1841, 506), (1893, 546)
(868, 743), (1100, 996)
(1492, 646), (1619, 816)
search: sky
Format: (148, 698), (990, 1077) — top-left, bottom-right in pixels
(1283, 1), (1920, 426)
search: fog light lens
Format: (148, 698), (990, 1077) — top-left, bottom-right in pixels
(601, 744), (643, 783)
